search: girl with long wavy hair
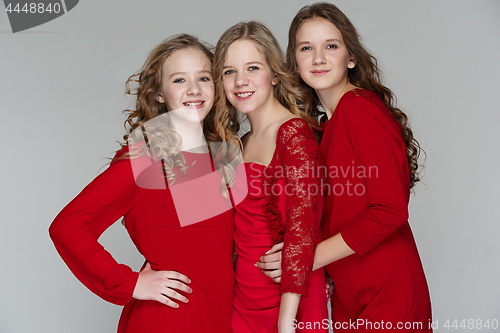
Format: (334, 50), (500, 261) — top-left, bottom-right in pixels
(214, 21), (328, 333)
(283, 2), (432, 331)
(49, 34), (236, 333)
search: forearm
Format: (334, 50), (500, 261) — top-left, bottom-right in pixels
(312, 233), (355, 271)
(278, 292), (301, 333)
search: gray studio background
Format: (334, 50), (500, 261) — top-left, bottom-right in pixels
(1, 0), (499, 332)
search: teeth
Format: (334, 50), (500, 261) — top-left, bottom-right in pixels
(185, 102), (203, 106)
(236, 92), (253, 98)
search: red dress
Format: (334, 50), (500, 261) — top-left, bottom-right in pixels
(231, 118), (328, 333)
(49, 147), (235, 333)
(320, 89), (432, 332)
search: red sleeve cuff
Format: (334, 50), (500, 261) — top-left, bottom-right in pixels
(104, 264), (139, 304)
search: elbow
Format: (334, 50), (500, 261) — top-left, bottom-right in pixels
(48, 216), (64, 243)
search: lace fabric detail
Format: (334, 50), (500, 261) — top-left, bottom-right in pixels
(263, 118), (325, 296)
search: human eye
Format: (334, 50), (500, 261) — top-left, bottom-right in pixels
(300, 46), (312, 51)
(223, 69), (235, 75)
(173, 78), (185, 83)
(199, 76), (211, 82)
(326, 44), (338, 49)
(248, 65), (259, 71)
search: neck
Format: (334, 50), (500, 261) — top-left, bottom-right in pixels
(246, 96), (284, 136)
(176, 122), (207, 152)
(164, 109), (207, 152)
(316, 78), (356, 119)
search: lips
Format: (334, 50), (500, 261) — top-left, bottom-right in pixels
(234, 91), (255, 101)
(183, 100), (205, 109)
(311, 69), (330, 76)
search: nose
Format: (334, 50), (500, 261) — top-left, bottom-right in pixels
(234, 71), (249, 87)
(312, 50), (326, 66)
(187, 81), (201, 96)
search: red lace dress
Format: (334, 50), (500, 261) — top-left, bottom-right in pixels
(231, 118), (328, 333)
(49, 147), (235, 333)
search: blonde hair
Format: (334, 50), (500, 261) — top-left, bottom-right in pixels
(213, 21), (322, 155)
(121, 34), (219, 185)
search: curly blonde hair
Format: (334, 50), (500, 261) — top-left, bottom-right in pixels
(120, 34), (220, 185)
(287, 3), (424, 188)
(213, 21), (322, 168)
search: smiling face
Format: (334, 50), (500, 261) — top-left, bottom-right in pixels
(156, 48), (214, 122)
(222, 39), (279, 115)
(295, 17), (355, 95)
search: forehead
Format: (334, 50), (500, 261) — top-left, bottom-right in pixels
(296, 17), (342, 42)
(225, 39), (265, 64)
(162, 48), (211, 73)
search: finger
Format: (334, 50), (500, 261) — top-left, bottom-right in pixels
(161, 287), (190, 304)
(262, 269), (281, 278)
(144, 262), (152, 271)
(165, 279), (193, 294)
(273, 277), (281, 283)
(259, 252), (280, 263)
(156, 294), (180, 308)
(163, 271), (191, 284)
(255, 261), (280, 270)
(265, 242), (284, 254)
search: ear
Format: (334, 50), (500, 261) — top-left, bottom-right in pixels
(348, 56), (356, 69)
(156, 92), (165, 104)
(271, 73), (279, 86)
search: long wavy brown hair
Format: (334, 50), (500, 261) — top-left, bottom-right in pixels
(213, 21), (322, 160)
(120, 34), (220, 185)
(286, 2), (424, 188)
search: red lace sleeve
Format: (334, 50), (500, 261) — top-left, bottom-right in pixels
(275, 119), (324, 296)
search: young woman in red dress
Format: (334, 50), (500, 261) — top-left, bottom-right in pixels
(49, 35), (236, 333)
(285, 3), (433, 332)
(213, 22), (328, 333)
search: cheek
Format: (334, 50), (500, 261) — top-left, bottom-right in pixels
(253, 73), (273, 90)
(204, 84), (215, 101)
(222, 78), (233, 98)
(165, 85), (180, 100)
(295, 53), (308, 72)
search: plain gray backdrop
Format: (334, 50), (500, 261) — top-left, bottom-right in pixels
(1, 0), (499, 332)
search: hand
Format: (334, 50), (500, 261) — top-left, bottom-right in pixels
(255, 242), (283, 283)
(132, 262), (192, 308)
(325, 275), (334, 301)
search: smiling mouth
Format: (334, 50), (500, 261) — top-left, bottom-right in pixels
(234, 92), (254, 100)
(183, 101), (205, 108)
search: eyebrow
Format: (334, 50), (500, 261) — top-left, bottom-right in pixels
(222, 61), (265, 69)
(169, 70), (212, 78)
(297, 38), (341, 46)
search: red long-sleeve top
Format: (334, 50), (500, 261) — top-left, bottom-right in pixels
(320, 89), (432, 328)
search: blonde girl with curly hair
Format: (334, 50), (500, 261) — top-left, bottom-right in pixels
(50, 34), (236, 333)
(214, 21), (328, 333)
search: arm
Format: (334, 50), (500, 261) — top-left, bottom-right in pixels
(278, 293), (301, 333)
(312, 233), (354, 270)
(277, 120), (324, 326)
(313, 96), (409, 269)
(49, 154), (141, 305)
(279, 122), (323, 295)
(49, 151), (191, 306)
